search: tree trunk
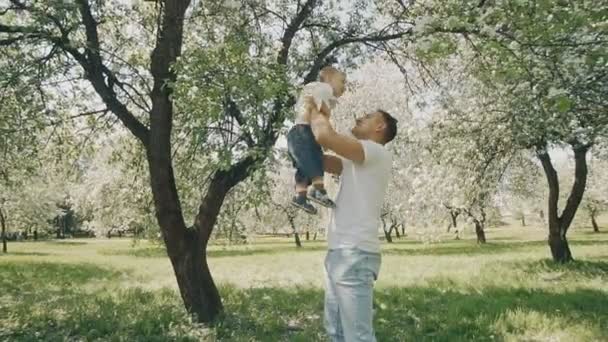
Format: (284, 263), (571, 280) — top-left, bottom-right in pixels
(306, 231), (310, 241)
(313, 232), (318, 240)
(383, 229), (393, 243)
(168, 229), (222, 323)
(537, 144), (589, 263)
(0, 207), (7, 253)
(521, 215), (526, 227)
(294, 232), (302, 247)
(474, 219), (486, 244)
(539, 209), (545, 223)
(394, 224), (401, 238)
(289, 218), (302, 248)
(34, 229), (38, 241)
(447, 210), (459, 232)
(548, 227), (573, 262)
(591, 212), (600, 233)
(401, 224), (405, 236)
(381, 216), (393, 243)
(589, 208), (600, 233)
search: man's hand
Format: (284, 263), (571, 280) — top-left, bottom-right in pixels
(309, 108), (365, 164)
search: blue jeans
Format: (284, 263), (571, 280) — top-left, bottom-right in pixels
(287, 124), (324, 186)
(324, 248), (381, 342)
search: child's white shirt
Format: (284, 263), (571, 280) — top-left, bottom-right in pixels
(295, 82), (337, 125)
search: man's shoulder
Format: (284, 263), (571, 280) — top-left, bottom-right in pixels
(360, 140), (392, 164)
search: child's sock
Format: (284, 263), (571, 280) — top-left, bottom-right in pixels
(312, 182), (326, 193)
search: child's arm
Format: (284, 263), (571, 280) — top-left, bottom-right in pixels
(304, 98), (332, 151)
(319, 100), (332, 119)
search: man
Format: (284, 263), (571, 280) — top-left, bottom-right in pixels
(309, 108), (398, 341)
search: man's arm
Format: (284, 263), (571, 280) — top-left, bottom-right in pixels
(323, 154), (343, 175)
(309, 109), (365, 163)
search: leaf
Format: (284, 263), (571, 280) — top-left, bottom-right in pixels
(554, 96), (573, 113)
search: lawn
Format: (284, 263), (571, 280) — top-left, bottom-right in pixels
(1, 225), (607, 341)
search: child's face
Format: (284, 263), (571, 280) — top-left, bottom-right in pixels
(330, 73), (346, 97)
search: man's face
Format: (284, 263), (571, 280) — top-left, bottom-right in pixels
(351, 112), (384, 140)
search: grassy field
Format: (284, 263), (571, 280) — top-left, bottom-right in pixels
(1, 225), (607, 341)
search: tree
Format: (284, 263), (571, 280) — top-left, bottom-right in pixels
(405, 0), (608, 262)
(1, 0), (410, 321)
(500, 153), (547, 228)
(0, 59), (52, 250)
(0, 199), (6, 253)
(581, 153), (608, 232)
(260, 160), (322, 248)
(72, 135), (155, 239)
(410, 59), (516, 244)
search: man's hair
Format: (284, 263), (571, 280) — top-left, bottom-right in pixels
(319, 66), (344, 82)
(377, 109), (398, 144)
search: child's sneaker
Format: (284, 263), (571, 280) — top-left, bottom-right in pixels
(308, 188), (335, 208)
(291, 195), (317, 215)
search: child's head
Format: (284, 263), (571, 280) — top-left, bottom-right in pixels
(320, 66), (346, 97)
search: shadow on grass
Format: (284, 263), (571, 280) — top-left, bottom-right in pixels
(1, 261), (606, 341)
(216, 284), (608, 341)
(0, 251), (51, 257)
(98, 237), (608, 259)
(383, 239), (608, 257)
(46, 241), (89, 246)
(0, 261), (210, 341)
(517, 259), (608, 279)
(99, 244), (328, 259)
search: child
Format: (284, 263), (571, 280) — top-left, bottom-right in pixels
(287, 66), (346, 214)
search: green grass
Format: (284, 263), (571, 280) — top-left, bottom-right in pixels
(1, 225), (607, 341)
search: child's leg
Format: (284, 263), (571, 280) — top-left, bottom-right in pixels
(309, 176), (335, 208)
(295, 169), (312, 194)
(292, 169), (317, 214)
(311, 176), (325, 190)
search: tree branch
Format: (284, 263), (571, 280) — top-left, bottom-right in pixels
(277, 0), (317, 65)
(73, 0), (150, 145)
(559, 144), (590, 230)
(302, 30), (411, 83)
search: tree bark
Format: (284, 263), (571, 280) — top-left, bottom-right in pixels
(521, 214), (526, 227)
(473, 219), (486, 244)
(447, 209), (459, 232)
(289, 217), (302, 247)
(590, 210), (600, 233)
(0, 207), (7, 253)
(539, 209), (545, 223)
(383, 229), (393, 243)
(381, 216), (393, 243)
(537, 144), (589, 263)
(305, 231), (310, 241)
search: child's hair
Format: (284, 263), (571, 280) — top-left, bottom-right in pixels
(319, 66), (344, 82)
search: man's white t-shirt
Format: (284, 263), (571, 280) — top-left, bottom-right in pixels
(328, 140), (392, 253)
(295, 82), (337, 125)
